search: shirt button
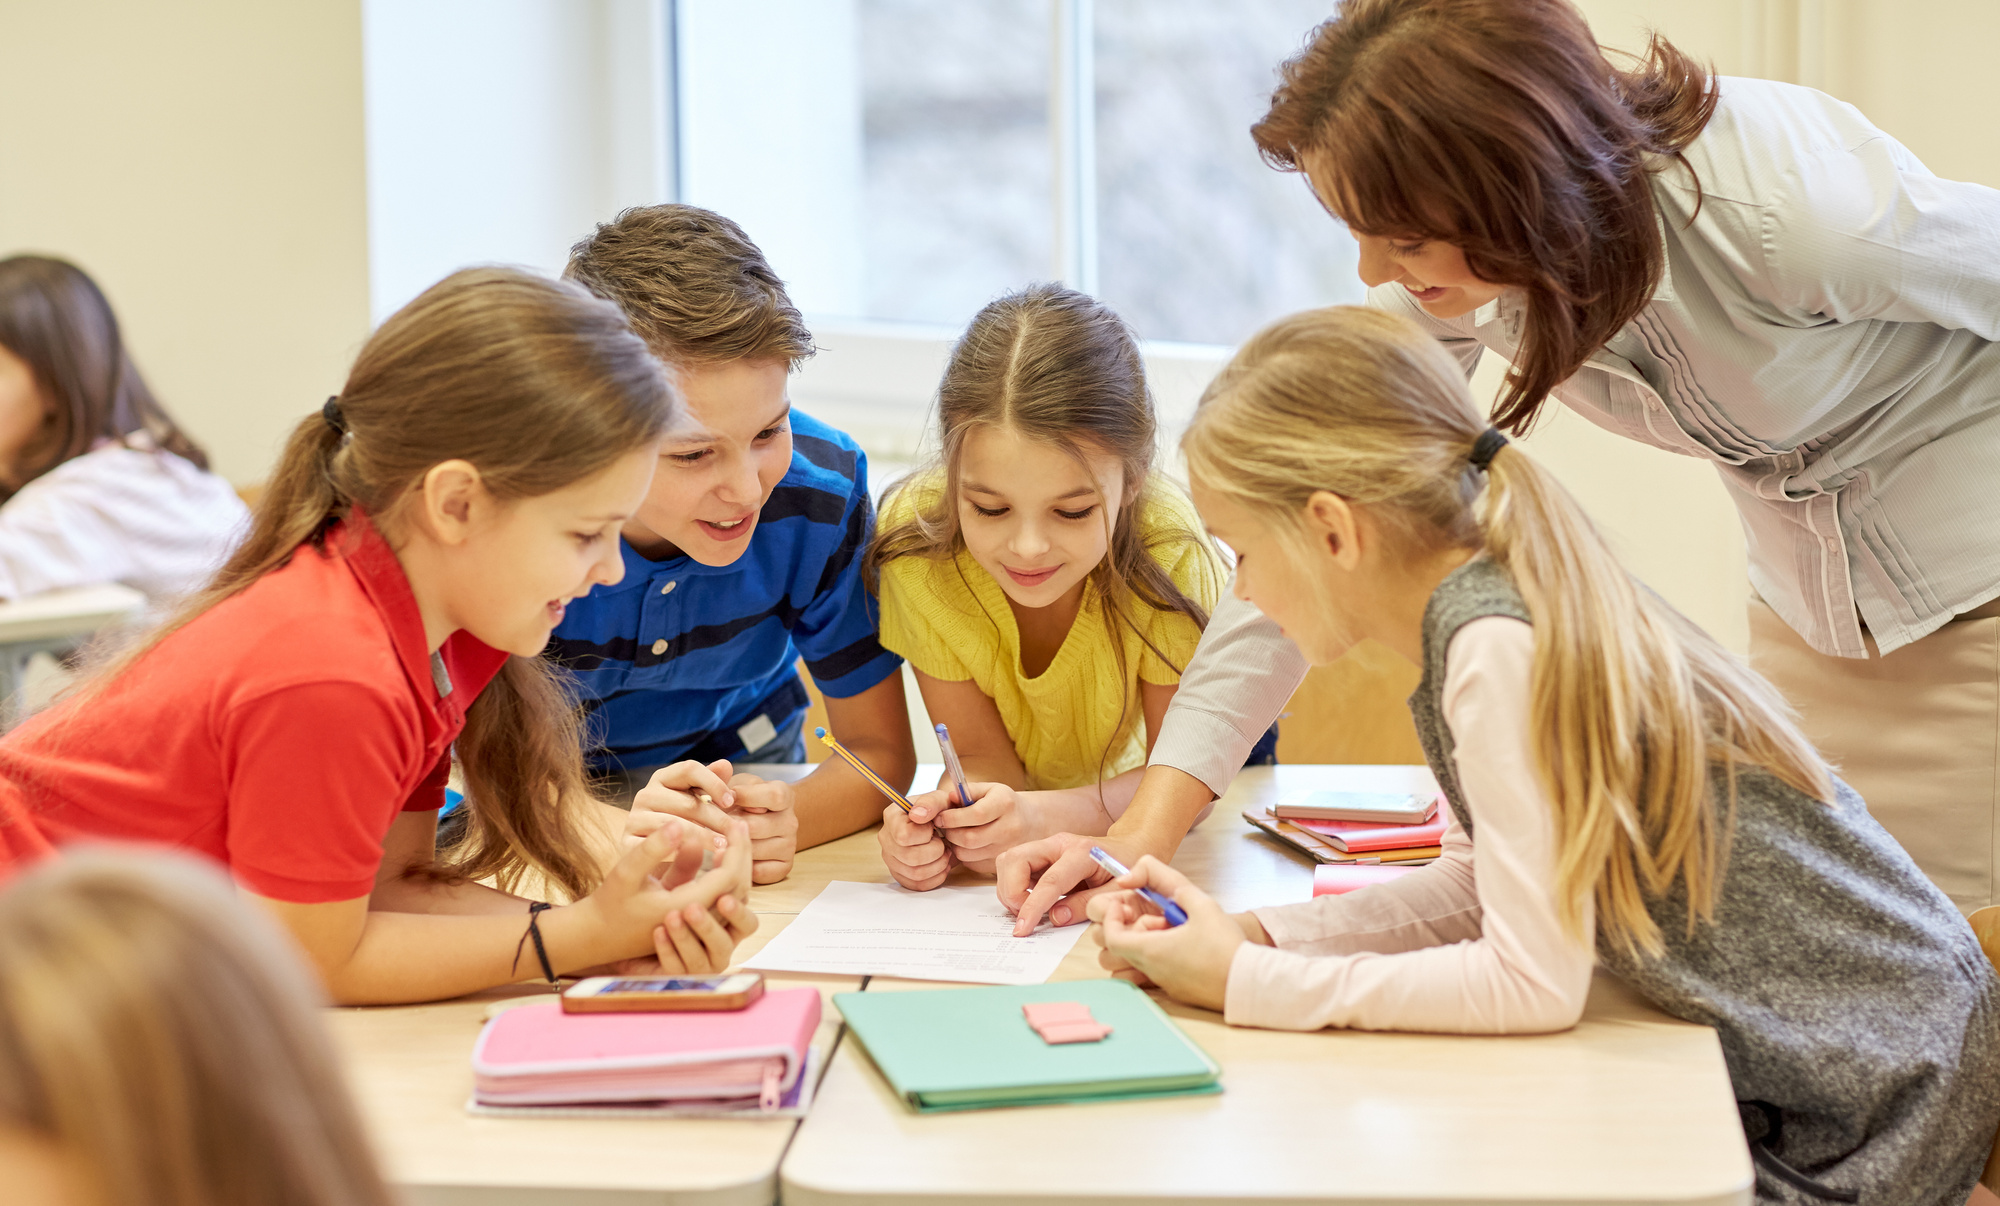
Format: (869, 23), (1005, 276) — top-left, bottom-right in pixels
(651, 638), (668, 656)
(660, 581), (677, 595)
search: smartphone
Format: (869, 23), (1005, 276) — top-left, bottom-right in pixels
(559, 972), (765, 1013)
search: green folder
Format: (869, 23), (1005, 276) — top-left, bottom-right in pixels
(833, 979), (1222, 1112)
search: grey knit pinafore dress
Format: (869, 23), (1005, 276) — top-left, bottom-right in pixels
(1409, 558), (2000, 1205)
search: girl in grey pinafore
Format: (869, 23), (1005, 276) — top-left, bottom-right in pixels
(1413, 558), (2000, 1205)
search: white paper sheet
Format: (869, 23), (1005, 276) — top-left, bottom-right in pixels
(742, 881), (1089, 985)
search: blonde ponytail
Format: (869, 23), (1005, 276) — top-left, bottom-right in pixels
(1185, 306), (1830, 954)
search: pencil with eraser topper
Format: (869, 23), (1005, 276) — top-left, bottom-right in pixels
(934, 722), (975, 809)
(1087, 846), (1188, 927)
(814, 726), (915, 813)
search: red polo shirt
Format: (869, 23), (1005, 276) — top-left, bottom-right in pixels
(0, 514), (508, 901)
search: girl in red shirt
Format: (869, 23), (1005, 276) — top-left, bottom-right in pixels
(0, 267), (755, 1005)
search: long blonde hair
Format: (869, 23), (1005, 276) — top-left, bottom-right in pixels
(864, 283), (1217, 781)
(0, 850), (396, 1206)
(1184, 306), (1830, 954)
(73, 268), (676, 899)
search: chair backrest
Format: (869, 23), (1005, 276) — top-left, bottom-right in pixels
(1969, 907), (2000, 1193)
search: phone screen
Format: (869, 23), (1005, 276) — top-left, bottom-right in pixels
(599, 977), (731, 993)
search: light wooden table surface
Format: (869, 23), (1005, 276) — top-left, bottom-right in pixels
(331, 764), (1752, 1205)
(779, 765), (1755, 1206)
(327, 912), (855, 1206)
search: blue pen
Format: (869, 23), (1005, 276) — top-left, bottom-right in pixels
(933, 722), (974, 808)
(1087, 846), (1188, 927)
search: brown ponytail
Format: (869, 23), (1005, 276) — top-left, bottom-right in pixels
(77, 268), (676, 899)
(1252, 0), (1718, 433)
(1184, 306), (1830, 955)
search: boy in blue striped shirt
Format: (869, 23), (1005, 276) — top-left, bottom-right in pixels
(548, 205), (916, 882)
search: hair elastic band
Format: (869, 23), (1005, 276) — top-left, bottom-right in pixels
(1469, 426), (1509, 471)
(321, 395), (348, 436)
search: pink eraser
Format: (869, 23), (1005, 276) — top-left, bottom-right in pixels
(1023, 1001), (1094, 1027)
(1037, 1020), (1113, 1044)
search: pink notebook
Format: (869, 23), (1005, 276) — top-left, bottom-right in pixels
(471, 986), (820, 1107)
(1284, 810), (1450, 852)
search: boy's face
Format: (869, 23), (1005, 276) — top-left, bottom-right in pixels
(623, 358), (793, 566)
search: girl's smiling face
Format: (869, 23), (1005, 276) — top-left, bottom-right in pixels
(1188, 477), (1366, 666)
(955, 425), (1125, 611)
(430, 444), (660, 656)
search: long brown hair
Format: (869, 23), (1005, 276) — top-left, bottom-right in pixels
(84, 268), (676, 899)
(0, 255), (211, 492)
(1252, 0), (1719, 432)
(1185, 307), (1830, 955)
(865, 284), (1216, 778)
(0, 850), (396, 1206)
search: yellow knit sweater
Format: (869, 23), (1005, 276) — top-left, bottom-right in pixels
(876, 477), (1221, 789)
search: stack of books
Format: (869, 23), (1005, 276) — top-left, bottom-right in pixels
(1243, 790), (1447, 867)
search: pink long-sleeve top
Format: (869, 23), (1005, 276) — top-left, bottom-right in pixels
(1223, 616), (1596, 1034)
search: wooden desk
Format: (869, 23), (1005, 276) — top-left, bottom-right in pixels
(779, 766), (1755, 1206)
(328, 912), (857, 1206)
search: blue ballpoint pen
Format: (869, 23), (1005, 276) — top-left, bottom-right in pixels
(933, 722), (975, 808)
(1087, 846), (1189, 927)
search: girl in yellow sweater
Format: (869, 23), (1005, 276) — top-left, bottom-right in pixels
(865, 284), (1222, 890)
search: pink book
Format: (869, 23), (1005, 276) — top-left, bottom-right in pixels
(1284, 810), (1450, 852)
(470, 986), (820, 1108)
(1314, 864), (1420, 896)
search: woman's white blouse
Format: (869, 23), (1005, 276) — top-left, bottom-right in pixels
(1153, 76), (2000, 797)
(0, 441), (249, 611)
(1377, 75), (2000, 661)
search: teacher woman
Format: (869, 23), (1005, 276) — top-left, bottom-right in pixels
(1000, 0), (2000, 928)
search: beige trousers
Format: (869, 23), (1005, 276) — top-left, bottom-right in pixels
(1748, 597), (2000, 914)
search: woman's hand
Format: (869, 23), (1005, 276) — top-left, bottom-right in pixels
(1088, 856), (1243, 1013)
(996, 831), (1142, 934)
(879, 800), (952, 891)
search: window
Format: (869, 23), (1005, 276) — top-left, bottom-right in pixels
(673, 0), (1362, 347)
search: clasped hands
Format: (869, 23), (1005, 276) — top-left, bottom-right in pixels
(598, 757), (797, 976)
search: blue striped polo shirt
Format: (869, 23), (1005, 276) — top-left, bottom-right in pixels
(545, 411), (901, 772)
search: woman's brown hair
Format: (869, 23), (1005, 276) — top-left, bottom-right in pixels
(0, 849), (396, 1206)
(1252, 0), (1719, 432)
(865, 284), (1217, 783)
(82, 267), (676, 899)
(1185, 306), (1830, 955)
(0, 255), (211, 492)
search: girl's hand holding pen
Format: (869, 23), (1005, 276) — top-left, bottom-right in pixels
(878, 798), (953, 890)
(918, 781), (1032, 875)
(1088, 856), (1253, 1012)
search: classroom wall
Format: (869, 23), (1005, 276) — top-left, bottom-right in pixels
(362, 0), (672, 322)
(0, 0), (373, 486)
